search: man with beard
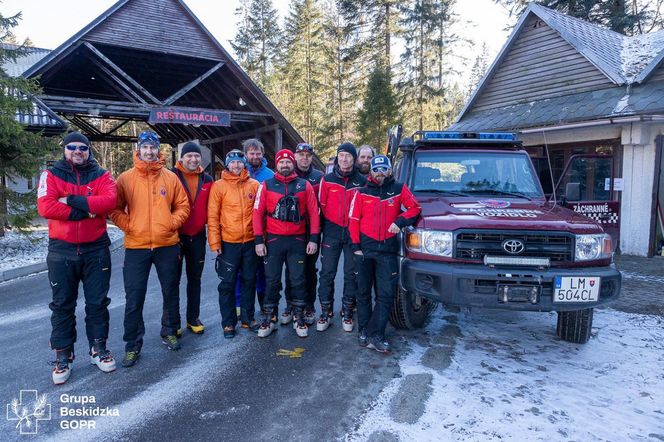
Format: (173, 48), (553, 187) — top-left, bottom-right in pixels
(316, 142), (366, 333)
(349, 155), (420, 353)
(110, 131), (189, 366)
(280, 142), (323, 326)
(38, 132), (117, 384)
(253, 149), (320, 338)
(172, 141), (213, 335)
(357, 144), (376, 177)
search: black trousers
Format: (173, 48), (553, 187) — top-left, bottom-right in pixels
(216, 241), (258, 327)
(48, 248), (112, 350)
(122, 244), (180, 352)
(178, 232), (206, 323)
(355, 253), (399, 339)
(285, 247), (318, 310)
(317, 236), (357, 311)
(263, 234), (306, 314)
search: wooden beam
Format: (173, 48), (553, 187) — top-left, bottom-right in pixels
(163, 62), (225, 105)
(105, 119), (131, 135)
(83, 42), (162, 104)
(84, 54), (148, 104)
(201, 124), (279, 145)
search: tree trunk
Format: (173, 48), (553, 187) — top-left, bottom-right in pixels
(0, 176), (8, 237)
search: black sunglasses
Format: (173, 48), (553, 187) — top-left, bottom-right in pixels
(65, 144), (89, 152)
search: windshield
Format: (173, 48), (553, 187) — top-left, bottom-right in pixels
(411, 151), (544, 198)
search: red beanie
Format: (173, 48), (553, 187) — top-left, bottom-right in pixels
(275, 149), (295, 164)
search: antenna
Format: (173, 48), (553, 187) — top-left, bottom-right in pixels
(543, 130), (556, 206)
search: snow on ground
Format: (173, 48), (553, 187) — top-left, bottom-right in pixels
(0, 225), (123, 272)
(349, 309), (664, 442)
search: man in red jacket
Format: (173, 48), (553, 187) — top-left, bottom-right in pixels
(37, 132), (118, 384)
(172, 141), (213, 335)
(349, 155), (421, 354)
(253, 149), (320, 338)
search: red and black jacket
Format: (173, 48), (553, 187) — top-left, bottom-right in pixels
(37, 157), (117, 254)
(349, 176), (420, 256)
(253, 172), (320, 243)
(172, 167), (213, 237)
(318, 165), (366, 241)
(296, 166), (323, 196)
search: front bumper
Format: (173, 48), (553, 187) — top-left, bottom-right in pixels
(400, 258), (621, 312)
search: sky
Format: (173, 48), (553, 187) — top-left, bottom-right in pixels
(1, 0), (513, 88)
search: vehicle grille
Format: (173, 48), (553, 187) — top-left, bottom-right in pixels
(455, 230), (573, 263)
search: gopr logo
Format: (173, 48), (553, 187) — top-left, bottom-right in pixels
(478, 199), (510, 209)
(6, 390), (51, 435)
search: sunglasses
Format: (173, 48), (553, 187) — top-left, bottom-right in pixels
(371, 166), (390, 174)
(65, 144), (89, 152)
(296, 143), (313, 153)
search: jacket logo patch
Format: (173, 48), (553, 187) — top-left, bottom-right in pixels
(87, 186), (93, 196)
(247, 193), (254, 199)
(160, 187), (167, 196)
(352, 182), (360, 186)
(388, 198), (395, 205)
(330, 189), (339, 192)
(387, 191), (395, 196)
(201, 187), (208, 191)
(37, 171), (48, 198)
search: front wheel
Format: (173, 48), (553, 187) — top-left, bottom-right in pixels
(389, 288), (436, 330)
(556, 308), (594, 344)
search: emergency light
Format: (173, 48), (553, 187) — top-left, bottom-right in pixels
(421, 131), (516, 141)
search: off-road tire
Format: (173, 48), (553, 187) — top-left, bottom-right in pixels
(389, 288), (436, 330)
(556, 308), (593, 344)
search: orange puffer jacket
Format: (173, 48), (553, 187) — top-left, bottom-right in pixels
(110, 152), (190, 249)
(207, 168), (259, 251)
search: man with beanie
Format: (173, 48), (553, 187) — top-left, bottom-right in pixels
(316, 142), (366, 333)
(253, 149), (320, 338)
(357, 145), (376, 177)
(208, 150), (260, 338)
(37, 131), (118, 384)
(280, 142), (324, 326)
(110, 130), (189, 367)
(172, 141), (213, 335)
(349, 155), (420, 353)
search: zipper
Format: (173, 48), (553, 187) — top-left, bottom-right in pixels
(74, 165), (81, 255)
(148, 170), (153, 250)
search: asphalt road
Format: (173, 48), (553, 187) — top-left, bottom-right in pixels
(0, 248), (403, 441)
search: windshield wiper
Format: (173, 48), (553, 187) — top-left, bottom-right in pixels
(415, 188), (471, 197)
(464, 188), (534, 201)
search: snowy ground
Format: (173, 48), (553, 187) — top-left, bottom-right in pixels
(0, 225), (123, 272)
(349, 309), (664, 442)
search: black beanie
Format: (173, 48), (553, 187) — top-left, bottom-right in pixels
(180, 141), (202, 158)
(63, 132), (90, 146)
(337, 142), (357, 160)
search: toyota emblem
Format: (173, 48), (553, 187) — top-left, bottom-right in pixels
(502, 239), (525, 254)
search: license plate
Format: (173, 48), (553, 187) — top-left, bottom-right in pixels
(553, 276), (600, 303)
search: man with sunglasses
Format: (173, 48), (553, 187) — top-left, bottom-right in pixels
(280, 142), (324, 326)
(37, 132), (118, 384)
(349, 155), (421, 354)
(110, 131), (190, 367)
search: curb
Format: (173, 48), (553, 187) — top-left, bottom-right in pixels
(0, 236), (125, 283)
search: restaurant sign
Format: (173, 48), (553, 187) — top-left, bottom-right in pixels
(148, 108), (231, 127)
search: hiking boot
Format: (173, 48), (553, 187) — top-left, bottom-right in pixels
(89, 339), (116, 373)
(358, 329), (368, 347)
(51, 348), (74, 385)
(187, 319), (205, 334)
(367, 337), (391, 354)
(304, 307), (316, 326)
(341, 307), (354, 332)
(257, 314), (276, 338)
(176, 328), (183, 338)
(316, 308), (334, 332)
(241, 321), (260, 333)
(223, 325), (236, 339)
(294, 316), (308, 338)
(122, 350), (140, 367)
(161, 335), (181, 351)
(280, 306), (293, 325)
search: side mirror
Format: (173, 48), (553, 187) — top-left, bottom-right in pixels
(565, 182), (581, 202)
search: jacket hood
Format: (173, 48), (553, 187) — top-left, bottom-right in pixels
(367, 175), (394, 188)
(221, 168), (250, 183)
(133, 151), (165, 174)
(54, 156), (101, 174)
(274, 171), (298, 184)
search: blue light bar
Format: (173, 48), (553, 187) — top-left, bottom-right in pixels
(421, 131), (516, 141)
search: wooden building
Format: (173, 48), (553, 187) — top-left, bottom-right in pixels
(452, 4), (664, 257)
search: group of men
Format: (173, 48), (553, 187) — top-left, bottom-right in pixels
(39, 130), (420, 385)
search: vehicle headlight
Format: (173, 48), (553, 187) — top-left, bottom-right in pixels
(406, 229), (453, 257)
(575, 234), (612, 261)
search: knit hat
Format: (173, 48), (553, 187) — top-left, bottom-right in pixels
(137, 130), (160, 149)
(370, 155), (391, 171)
(180, 141), (201, 158)
(225, 149), (246, 167)
(337, 142), (357, 160)
(62, 132), (90, 147)
(275, 149), (295, 164)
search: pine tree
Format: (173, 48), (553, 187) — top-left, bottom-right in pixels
(468, 43), (490, 96)
(357, 65), (398, 149)
(0, 12), (59, 236)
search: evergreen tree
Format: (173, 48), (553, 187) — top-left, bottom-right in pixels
(357, 65), (398, 149)
(0, 12), (59, 236)
(468, 42), (490, 96)
(231, 0), (281, 87)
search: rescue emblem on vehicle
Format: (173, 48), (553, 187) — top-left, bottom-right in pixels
(479, 199), (510, 209)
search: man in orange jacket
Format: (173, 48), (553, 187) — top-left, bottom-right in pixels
(110, 131), (190, 367)
(208, 150), (260, 338)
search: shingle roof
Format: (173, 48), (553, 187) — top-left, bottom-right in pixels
(1, 43), (51, 77)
